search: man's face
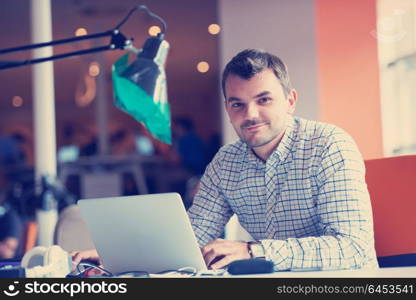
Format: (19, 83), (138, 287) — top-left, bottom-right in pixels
(224, 68), (297, 150)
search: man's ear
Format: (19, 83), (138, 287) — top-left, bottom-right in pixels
(287, 89), (298, 114)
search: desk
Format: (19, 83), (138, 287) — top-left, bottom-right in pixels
(145, 267), (416, 278)
(229, 266), (416, 278)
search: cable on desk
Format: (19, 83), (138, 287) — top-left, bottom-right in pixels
(69, 263), (226, 278)
(68, 262), (113, 278)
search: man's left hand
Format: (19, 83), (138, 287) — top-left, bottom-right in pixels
(201, 239), (250, 269)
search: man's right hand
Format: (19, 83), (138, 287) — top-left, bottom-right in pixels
(70, 248), (101, 271)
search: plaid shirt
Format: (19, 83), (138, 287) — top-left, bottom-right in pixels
(188, 116), (378, 271)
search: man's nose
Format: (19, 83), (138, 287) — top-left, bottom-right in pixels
(245, 104), (260, 119)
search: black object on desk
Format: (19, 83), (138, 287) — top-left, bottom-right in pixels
(0, 266), (26, 278)
(227, 258), (274, 275)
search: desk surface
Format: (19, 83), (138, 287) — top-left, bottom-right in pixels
(231, 266), (416, 278)
(147, 267), (416, 278)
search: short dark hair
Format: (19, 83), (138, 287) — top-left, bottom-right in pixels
(222, 49), (292, 97)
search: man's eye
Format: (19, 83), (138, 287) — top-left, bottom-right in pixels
(231, 102), (243, 108)
(259, 97), (271, 104)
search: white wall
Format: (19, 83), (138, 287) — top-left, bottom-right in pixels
(218, 0), (319, 144)
(376, 0), (416, 156)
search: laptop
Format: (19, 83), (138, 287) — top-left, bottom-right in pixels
(77, 193), (207, 274)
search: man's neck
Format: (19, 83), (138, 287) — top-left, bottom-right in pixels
(252, 129), (286, 162)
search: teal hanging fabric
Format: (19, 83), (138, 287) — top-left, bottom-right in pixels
(112, 53), (171, 144)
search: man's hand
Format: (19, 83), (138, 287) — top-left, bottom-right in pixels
(201, 239), (250, 269)
(70, 248), (101, 271)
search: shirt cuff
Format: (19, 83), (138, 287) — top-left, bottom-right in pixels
(260, 239), (293, 271)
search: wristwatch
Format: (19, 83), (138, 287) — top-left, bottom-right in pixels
(247, 241), (266, 258)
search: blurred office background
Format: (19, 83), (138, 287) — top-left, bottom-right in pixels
(0, 0), (415, 256)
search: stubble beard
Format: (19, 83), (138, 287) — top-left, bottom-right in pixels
(239, 124), (282, 148)
(243, 131), (280, 148)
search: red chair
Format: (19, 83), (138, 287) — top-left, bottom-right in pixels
(365, 155), (416, 266)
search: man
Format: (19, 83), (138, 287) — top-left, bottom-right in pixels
(73, 49), (378, 272)
(189, 49), (377, 271)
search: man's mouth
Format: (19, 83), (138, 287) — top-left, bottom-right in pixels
(242, 123), (267, 132)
